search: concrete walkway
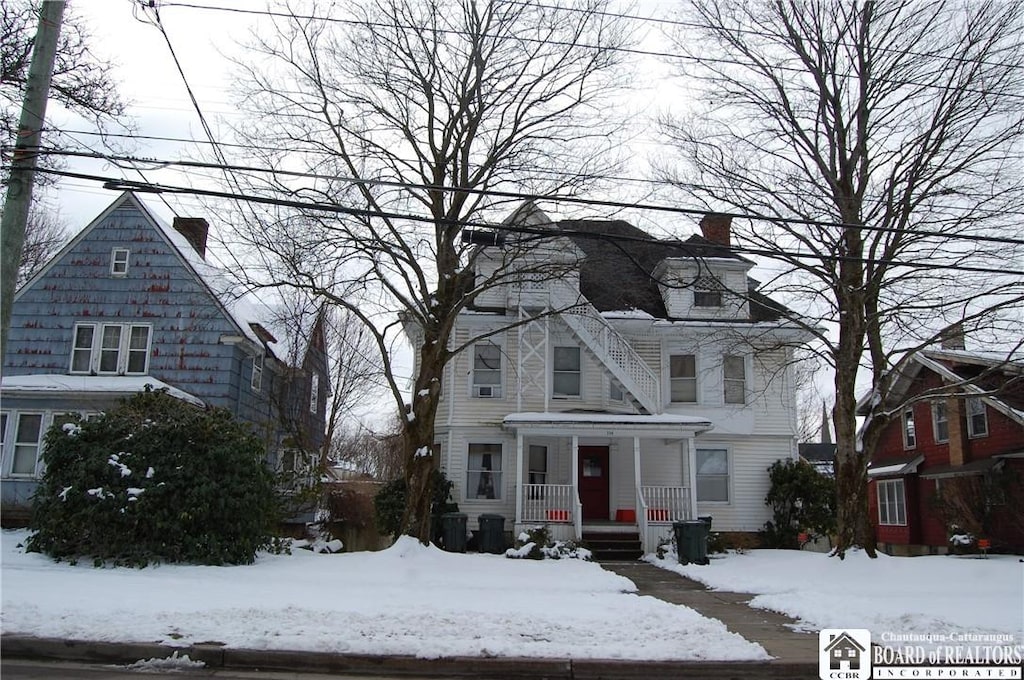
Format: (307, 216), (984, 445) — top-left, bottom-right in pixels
(601, 561), (820, 665)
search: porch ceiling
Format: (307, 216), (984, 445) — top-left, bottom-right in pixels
(503, 411), (713, 439)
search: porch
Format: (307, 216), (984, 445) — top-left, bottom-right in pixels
(503, 411), (714, 553)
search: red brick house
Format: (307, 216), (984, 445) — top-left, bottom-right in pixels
(866, 347), (1024, 555)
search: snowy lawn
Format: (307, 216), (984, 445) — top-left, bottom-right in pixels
(648, 548), (1023, 649)
(1, 531), (766, 661)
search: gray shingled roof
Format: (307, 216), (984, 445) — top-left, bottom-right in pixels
(556, 219), (789, 322)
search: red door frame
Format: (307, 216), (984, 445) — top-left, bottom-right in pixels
(578, 446), (610, 521)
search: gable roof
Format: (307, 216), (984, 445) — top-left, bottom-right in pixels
(17, 192), (281, 359)
(555, 219), (789, 322)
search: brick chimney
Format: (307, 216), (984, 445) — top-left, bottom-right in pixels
(699, 213), (732, 247)
(173, 217), (209, 260)
(940, 322), (966, 350)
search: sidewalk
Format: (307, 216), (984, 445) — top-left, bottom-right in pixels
(3, 560), (822, 679)
(600, 561), (820, 664)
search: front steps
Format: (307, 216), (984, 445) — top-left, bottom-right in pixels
(582, 528), (643, 561)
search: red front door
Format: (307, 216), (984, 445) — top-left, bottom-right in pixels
(578, 446), (610, 521)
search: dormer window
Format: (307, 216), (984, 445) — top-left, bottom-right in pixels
(693, 276), (724, 307)
(111, 248), (130, 277)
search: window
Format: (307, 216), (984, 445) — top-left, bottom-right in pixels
(608, 380), (624, 402)
(693, 276), (723, 308)
(251, 354), (264, 392)
(0, 413), (7, 467)
(670, 354), (697, 402)
(967, 398), (988, 438)
(552, 346), (581, 397)
(695, 448), (729, 502)
(467, 443), (502, 500)
(110, 248), (130, 276)
(723, 355), (746, 404)
(69, 323), (151, 375)
(473, 343), (502, 397)
(877, 479), (907, 525)
(310, 374), (319, 414)
(932, 401), (949, 443)
(528, 445), (547, 485)
(902, 407), (916, 449)
(11, 413), (43, 476)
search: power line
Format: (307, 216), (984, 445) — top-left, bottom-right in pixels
(27, 147), (1024, 249)
(155, 1), (1024, 102)
(29, 166), (1024, 278)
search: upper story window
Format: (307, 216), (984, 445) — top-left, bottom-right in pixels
(877, 479), (907, 525)
(608, 380), (624, 403)
(693, 276), (724, 308)
(723, 355), (746, 404)
(670, 354), (697, 403)
(902, 407), (916, 449)
(310, 374), (319, 414)
(70, 323), (151, 375)
(472, 342), (502, 398)
(932, 401), (949, 443)
(967, 397), (988, 438)
(110, 248), (130, 277)
(251, 354), (264, 392)
(695, 448), (729, 502)
(552, 346), (581, 398)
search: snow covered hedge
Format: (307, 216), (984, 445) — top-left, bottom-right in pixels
(26, 388), (279, 566)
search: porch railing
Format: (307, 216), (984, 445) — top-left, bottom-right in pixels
(640, 486), (690, 523)
(522, 484), (575, 523)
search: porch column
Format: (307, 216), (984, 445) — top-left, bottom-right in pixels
(633, 435), (642, 499)
(515, 432), (524, 523)
(571, 435), (580, 537)
(686, 436), (697, 520)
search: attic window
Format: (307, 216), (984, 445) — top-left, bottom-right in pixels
(111, 248), (130, 277)
(693, 276), (723, 307)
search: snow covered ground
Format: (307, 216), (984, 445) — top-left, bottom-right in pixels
(1, 531), (766, 661)
(648, 548), (1024, 651)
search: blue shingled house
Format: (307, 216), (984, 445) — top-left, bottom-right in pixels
(1, 192), (329, 522)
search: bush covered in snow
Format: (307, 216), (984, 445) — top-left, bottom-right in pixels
(26, 388), (279, 566)
(505, 525), (591, 560)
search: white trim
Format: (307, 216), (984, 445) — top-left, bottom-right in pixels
(110, 247), (130, 277)
(551, 345), (582, 399)
(69, 322), (152, 376)
(877, 478), (907, 526)
(694, 446), (731, 504)
(902, 407), (917, 449)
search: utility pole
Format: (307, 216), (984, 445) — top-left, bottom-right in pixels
(1, 0), (66, 374)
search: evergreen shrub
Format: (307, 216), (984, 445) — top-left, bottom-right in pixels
(26, 388), (278, 566)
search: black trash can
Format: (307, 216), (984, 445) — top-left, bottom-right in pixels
(698, 515), (713, 531)
(673, 519), (709, 566)
(478, 514), (506, 554)
(440, 512), (467, 553)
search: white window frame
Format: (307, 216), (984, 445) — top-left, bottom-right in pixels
(932, 401), (949, 443)
(695, 448), (730, 503)
(902, 407), (916, 449)
(251, 354), (264, 392)
(69, 322), (151, 375)
(608, 379), (624, 403)
(967, 398), (988, 438)
(310, 374), (319, 414)
(467, 442), (503, 500)
(723, 355), (746, 405)
(552, 346), (582, 398)
(472, 342), (502, 398)
(110, 248), (130, 277)
(693, 275), (724, 308)
(7, 412), (44, 478)
(877, 479), (907, 526)
(669, 353), (697, 403)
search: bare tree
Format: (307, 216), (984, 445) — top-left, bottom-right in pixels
(657, 1), (1024, 555)
(220, 0), (630, 542)
(17, 203), (67, 288)
(1, 0), (125, 155)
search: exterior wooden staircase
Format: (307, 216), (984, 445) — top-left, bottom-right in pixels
(582, 528), (643, 561)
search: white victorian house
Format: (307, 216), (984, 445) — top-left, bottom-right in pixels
(408, 204), (813, 555)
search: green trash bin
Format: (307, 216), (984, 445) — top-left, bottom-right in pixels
(478, 514), (506, 554)
(441, 512), (467, 553)
(673, 520), (709, 566)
